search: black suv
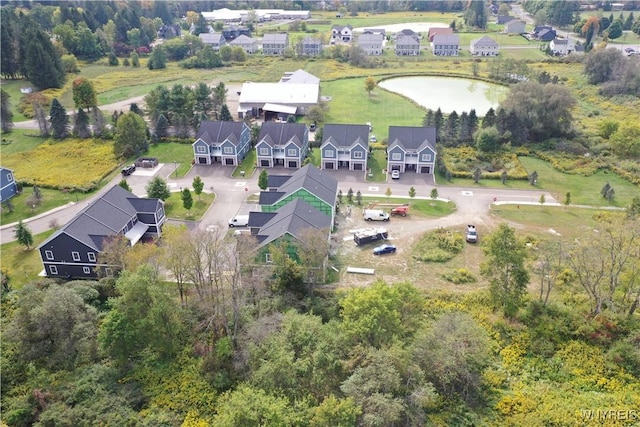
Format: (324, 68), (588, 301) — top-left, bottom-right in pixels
(121, 165), (136, 176)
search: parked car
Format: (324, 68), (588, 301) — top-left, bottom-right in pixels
(466, 224), (478, 243)
(370, 135), (377, 143)
(373, 244), (396, 255)
(309, 123), (316, 131)
(391, 170), (400, 179)
(121, 165), (136, 176)
(363, 209), (390, 221)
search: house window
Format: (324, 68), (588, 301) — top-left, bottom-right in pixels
(325, 149), (334, 157)
(105, 268), (113, 277)
(196, 145), (206, 153)
(83, 267), (91, 274)
(353, 151), (363, 159)
(72, 251), (81, 261)
(259, 147), (269, 155)
(265, 253), (272, 263)
(45, 250), (54, 260)
(88, 252), (96, 262)
(223, 146), (233, 154)
(50, 265), (58, 275)
(287, 148), (297, 157)
(421, 154), (432, 162)
(6, 173), (13, 182)
(391, 152), (402, 161)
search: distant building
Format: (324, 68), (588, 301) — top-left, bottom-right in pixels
(262, 33), (289, 55)
(431, 34), (460, 56)
(358, 33), (384, 55)
(504, 19), (526, 34)
(199, 32), (226, 50)
(470, 36), (499, 56)
(0, 167), (18, 202)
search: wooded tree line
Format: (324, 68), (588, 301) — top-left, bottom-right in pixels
(2, 213), (639, 425)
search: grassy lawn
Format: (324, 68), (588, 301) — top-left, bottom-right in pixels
(490, 204), (609, 240)
(367, 150), (388, 182)
(0, 129), (47, 153)
(518, 156), (640, 207)
(0, 229), (55, 289)
(322, 78), (425, 140)
(0, 187), (95, 226)
(233, 149), (257, 177)
(308, 147), (321, 167)
(144, 142), (194, 178)
(342, 196), (456, 218)
(163, 192), (215, 221)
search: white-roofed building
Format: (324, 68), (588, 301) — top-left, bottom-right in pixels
(238, 80), (320, 120)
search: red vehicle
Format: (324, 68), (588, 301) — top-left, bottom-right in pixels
(390, 205), (409, 217)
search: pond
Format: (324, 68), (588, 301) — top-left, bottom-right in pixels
(378, 76), (509, 116)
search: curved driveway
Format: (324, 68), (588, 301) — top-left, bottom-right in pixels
(0, 164), (554, 244)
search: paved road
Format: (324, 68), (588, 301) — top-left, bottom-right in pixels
(0, 163), (554, 244)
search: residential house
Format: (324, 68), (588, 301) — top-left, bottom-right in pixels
(193, 121), (251, 166)
(396, 29), (419, 39)
(496, 15), (513, 24)
(358, 32), (384, 55)
(298, 36), (322, 56)
(199, 32), (226, 50)
(549, 37), (575, 55)
(431, 34), (460, 56)
(0, 167), (18, 202)
(262, 33), (289, 55)
(320, 124), (369, 171)
(38, 185), (166, 279)
(395, 33), (420, 55)
(331, 24), (353, 43)
(504, 19), (526, 34)
(248, 198), (332, 256)
(470, 35), (500, 56)
(428, 27), (453, 42)
(387, 126), (437, 175)
(157, 24), (181, 39)
(363, 28), (386, 37)
(537, 28), (557, 41)
(258, 164), (338, 224)
(222, 25), (251, 41)
(256, 122), (309, 168)
(229, 35), (258, 54)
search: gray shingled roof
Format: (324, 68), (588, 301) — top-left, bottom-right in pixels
(263, 33), (288, 44)
(258, 122), (306, 148)
(432, 34), (460, 45)
(196, 121), (245, 146)
(254, 198), (331, 247)
(38, 185), (162, 252)
(322, 124), (369, 149)
(259, 164), (338, 208)
(199, 33), (225, 44)
(230, 35), (256, 45)
(266, 175), (291, 188)
(280, 69), (320, 84)
(358, 33), (384, 45)
(388, 126), (437, 152)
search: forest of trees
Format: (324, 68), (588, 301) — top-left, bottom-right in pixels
(2, 215), (640, 425)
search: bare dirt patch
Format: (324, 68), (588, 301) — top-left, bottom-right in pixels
(330, 206), (494, 291)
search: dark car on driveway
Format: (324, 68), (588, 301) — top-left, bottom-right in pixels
(121, 165), (136, 176)
(373, 244), (396, 255)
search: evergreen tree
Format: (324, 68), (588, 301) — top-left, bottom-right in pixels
(118, 179), (131, 192)
(423, 109), (435, 127)
(605, 186), (615, 203)
(529, 171), (538, 186)
(220, 104), (233, 121)
(49, 99), (70, 139)
(434, 108), (444, 140)
(73, 108), (91, 138)
(445, 111), (459, 144)
(258, 170), (269, 190)
(606, 19), (623, 39)
(14, 220), (34, 250)
(23, 26), (65, 89)
(495, 108), (508, 135)
(482, 108), (496, 128)
(624, 12), (634, 31)
(355, 190), (362, 205)
(464, 0), (487, 29)
(131, 51), (140, 67)
(1, 89), (14, 132)
(91, 106), (106, 138)
(468, 109), (479, 137)
(148, 46), (167, 70)
(181, 188), (193, 213)
(458, 111), (471, 142)
(473, 168), (482, 183)
(192, 176), (204, 200)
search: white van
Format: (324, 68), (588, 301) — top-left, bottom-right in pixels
(228, 214), (249, 228)
(363, 209), (389, 222)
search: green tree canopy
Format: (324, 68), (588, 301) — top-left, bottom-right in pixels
(114, 111), (148, 158)
(145, 176), (171, 201)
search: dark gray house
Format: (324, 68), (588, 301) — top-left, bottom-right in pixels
(320, 124), (369, 171)
(193, 121), (252, 166)
(38, 185), (166, 279)
(299, 36), (322, 56)
(387, 126), (437, 175)
(256, 122), (309, 169)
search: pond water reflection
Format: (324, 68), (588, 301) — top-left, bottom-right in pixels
(378, 76), (509, 116)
